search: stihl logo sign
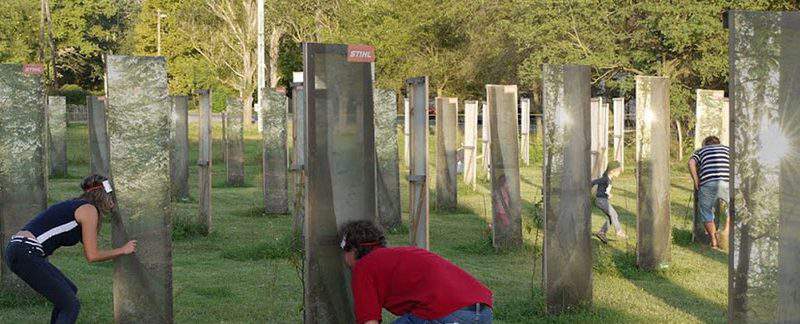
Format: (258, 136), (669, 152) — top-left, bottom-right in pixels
(23, 64), (44, 75)
(347, 45), (375, 63)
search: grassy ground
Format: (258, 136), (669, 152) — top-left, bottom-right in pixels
(0, 120), (727, 323)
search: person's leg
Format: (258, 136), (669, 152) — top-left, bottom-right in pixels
(392, 314), (428, 324)
(605, 203), (625, 238)
(7, 244), (80, 324)
(698, 182), (719, 247)
(595, 198), (612, 235)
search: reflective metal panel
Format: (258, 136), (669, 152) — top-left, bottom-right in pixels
(729, 11), (800, 323)
(226, 98), (245, 186)
(170, 95), (190, 201)
(302, 43), (376, 324)
(374, 89), (401, 229)
(436, 97), (458, 210)
(0, 64), (47, 292)
(541, 64), (592, 314)
(48, 96), (67, 176)
(196, 90), (212, 234)
(463, 100), (478, 188)
(105, 55), (172, 323)
(263, 88), (288, 214)
(487, 85), (522, 250)
(635, 76), (671, 271)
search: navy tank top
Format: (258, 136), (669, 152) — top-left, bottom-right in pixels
(21, 199), (92, 256)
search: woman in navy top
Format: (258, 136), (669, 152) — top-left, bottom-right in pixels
(4, 174), (137, 324)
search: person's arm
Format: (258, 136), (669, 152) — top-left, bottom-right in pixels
(364, 321), (379, 324)
(75, 205), (136, 263)
(688, 158), (700, 191)
(352, 267), (382, 324)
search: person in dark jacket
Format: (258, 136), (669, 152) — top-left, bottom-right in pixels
(4, 174), (137, 324)
(591, 161), (626, 244)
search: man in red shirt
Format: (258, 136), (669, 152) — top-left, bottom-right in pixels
(340, 220), (494, 324)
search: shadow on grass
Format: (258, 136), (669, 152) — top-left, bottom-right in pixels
(611, 250), (726, 322)
(496, 291), (643, 323)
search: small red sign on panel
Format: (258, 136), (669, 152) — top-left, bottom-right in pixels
(23, 64), (44, 75)
(347, 45), (375, 63)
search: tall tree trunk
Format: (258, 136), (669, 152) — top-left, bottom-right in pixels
(268, 26), (284, 88)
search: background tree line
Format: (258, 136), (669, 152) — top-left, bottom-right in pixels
(1, 0), (797, 153)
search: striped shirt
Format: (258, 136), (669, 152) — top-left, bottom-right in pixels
(691, 144), (730, 186)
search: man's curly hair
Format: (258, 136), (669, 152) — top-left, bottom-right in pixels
(339, 220), (387, 259)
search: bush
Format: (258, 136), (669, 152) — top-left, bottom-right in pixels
(56, 84), (87, 105)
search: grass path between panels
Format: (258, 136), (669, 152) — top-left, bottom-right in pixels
(0, 120), (727, 323)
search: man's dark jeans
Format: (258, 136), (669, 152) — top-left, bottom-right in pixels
(4, 240), (80, 324)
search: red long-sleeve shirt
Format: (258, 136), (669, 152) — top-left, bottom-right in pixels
(351, 246), (493, 323)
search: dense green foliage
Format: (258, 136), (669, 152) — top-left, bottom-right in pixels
(1, 0), (798, 124)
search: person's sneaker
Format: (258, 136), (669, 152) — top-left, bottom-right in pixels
(594, 232), (608, 244)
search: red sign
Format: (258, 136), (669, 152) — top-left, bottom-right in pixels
(23, 64), (44, 76)
(347, 45), (375, 63)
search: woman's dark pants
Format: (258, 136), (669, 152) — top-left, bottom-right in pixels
(4, 241), (80, 324)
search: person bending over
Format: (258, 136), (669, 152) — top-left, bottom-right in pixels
(688, 136), (730, 248)
(340, 220), (493, 324)
(3, 175), (137, 324)
(591, 161), (626, 244)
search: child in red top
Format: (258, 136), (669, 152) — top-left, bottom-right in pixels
(340, 220), (493, 324)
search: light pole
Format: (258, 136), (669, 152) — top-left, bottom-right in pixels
(156, 9), (168, 56)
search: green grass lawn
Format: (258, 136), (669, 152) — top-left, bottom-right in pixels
(0, 120), (726, 323)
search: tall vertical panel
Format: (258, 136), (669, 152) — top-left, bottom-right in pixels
(482, 101), (491, 176)
(520, 97), (531, 166)
(729, 11), (800, 323)
(463, 100), (478, 189)
(407, 77), (429, 249)
(0, 64), (47, 291)
(374, 89), (401, 229)
(226, 98), (245, 186)
(48, 95), (68, 176)
(541, 64), (592, 314)
(404, 98), (410, 166)
(487, 85), (522, 250)
(221, 112), (228, 166)
(196, 90), (212, 234)
(170, 96), (190, 201)
(612, 98), (625, 170)
(694, 89), (729, 149)
(435, 97), (458, 210)
(302, 43), (376, 324)
(262, 88), (288, 213)
(590, 98), (609, 179)
(635, 76), (671, 271)
(88, 95), (110, 177)
(290, 83), (306, 236)
(105, 56), (172, 324)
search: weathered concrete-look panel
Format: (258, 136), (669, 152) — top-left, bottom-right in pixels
(481, 101), (491, 175)
(635, 76), (671, 271)
(407, 77), (429, 249)
(87, 95), (110, 177)
(170, 96), (190, 201)
(694, 89), (729, 149)
(612, 98), (625, 170)
(263, 88), (288, 214)
(487, 85), (522, 250)
(435, 97), (458, 210)
(541, 64), (592, 314)
(463, 100), (478, 189)
(374, 89), (401, 230)
(48, 95), (68, 177)
(590, 98), (609, 179)
(226, 98), (245, 187)
(302, 43), (376, 324)
(196, 90), (212, 234)
(0, 64), (48, 292)
(105, 55), (172, 324)
(520, 97), (531, 166)
(729, 11), (800, 323)
(404, 98), (410, 166)
(290, 83), (306, 237)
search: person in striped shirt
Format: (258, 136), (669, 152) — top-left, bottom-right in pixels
(688, 136), (730, 249)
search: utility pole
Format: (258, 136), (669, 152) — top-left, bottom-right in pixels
(156, 9), (167, 56)
(256, 0), (266, 132)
